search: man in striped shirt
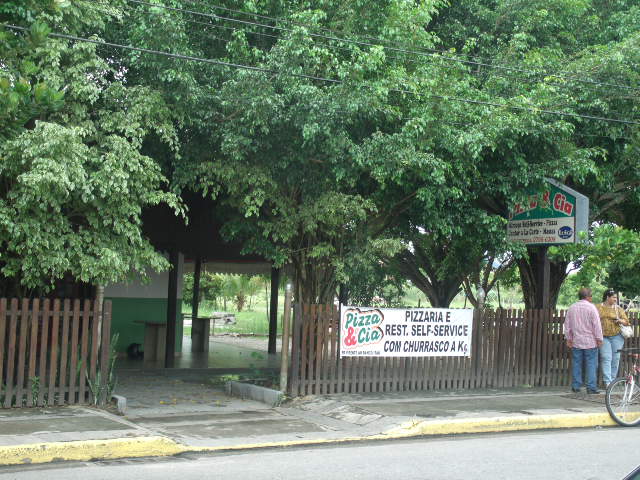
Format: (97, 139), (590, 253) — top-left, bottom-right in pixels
(564, 287), (603, 394)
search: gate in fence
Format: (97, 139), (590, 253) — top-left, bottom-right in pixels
(0, 298), (112, 407)
(288, 304), (640, 397)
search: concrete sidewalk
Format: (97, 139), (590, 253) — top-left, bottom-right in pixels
(0, 372), (623, 467)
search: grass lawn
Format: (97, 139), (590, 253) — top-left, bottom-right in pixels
(181, 284), (529, 339)
(182, 295), (284, 336)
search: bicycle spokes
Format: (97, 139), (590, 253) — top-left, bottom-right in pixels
(606, 377), (640, 427)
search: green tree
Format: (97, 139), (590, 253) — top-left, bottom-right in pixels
(0, 1), (181, 295)
(103, 0), (494, 304)
(222, 275), (261, 312)
(554, 224), (640, 299)
(183, 272), (224, 307)
(427, 0), (640, 308)
(339, 238), (406, 307)
(9, 0), (637, 310)
(389, 212), (515, 308)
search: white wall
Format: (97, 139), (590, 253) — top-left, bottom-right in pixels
(105, 253), (184, 299)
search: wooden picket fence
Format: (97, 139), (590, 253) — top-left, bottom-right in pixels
(289, 304), (640, 396)
(0, 298), (112, 408)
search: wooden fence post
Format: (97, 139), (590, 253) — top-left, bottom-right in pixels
(289, 303), (302, 396)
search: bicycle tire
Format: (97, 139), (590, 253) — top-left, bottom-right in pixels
(605, 377), (640, 427)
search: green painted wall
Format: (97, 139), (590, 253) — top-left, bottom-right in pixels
(107, 297), (183, 353)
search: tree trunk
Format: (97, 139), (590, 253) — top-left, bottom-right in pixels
(462, 254), (514, 310)
(235, 294), (245, 312)
(421, 281), (461, 308)
(517, 246), (568, 309)
(392, 251), (462, 308)
(292, 253), (337, 305)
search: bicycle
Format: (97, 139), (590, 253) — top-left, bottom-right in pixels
(620, 296), (640, 313)
(605, 347), (640, 427)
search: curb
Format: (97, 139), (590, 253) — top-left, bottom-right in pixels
(0, 412), (623, 466)
(227, 381), (284, 407)
(383, 412), (618, 437)
(0, 436), (186, 466)
(191, 412), (620, 453)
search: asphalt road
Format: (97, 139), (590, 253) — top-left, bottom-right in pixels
(2, 428), (639, 480)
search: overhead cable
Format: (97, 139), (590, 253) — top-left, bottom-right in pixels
(124, 0), (639, 92)
(3, 24), (639, 126)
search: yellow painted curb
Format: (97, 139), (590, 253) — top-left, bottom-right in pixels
(0, 436), (187, 466)
(191, 412), (624, 453)
(0, 412), (630, 465)
(383, 412), (620, 437)
(195, 436), (386, 453)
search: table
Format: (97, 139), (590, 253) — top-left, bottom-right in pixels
(134, 320), (166, 365)
(191, 316), (211, 353)
(182, 313), (236, 353)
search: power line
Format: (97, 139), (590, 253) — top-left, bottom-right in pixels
(124, 0), (639, 92)
(115, 1), (637, 118)
(103, 3), (281, 41)
(3, 24), (639, 126)
(107, 4), (561, 82)
(91, 2), (478, 80)
(175, 0), (495, 64)
(167, 0), (640, 86)
(82, 45), (640, 141)
(109, 0), (640, 121)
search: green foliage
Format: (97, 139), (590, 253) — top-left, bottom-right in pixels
(426, 0), (640, 307)
(222, 275), (263, 312)
(3, 0), (639, 305)
(557, 273), (606, 309)
(552, 224), (640, 302)
(0, 1), (182, 293)
(111, 0), (470, 303)
(606, 265), (640, 299)
(342, 241), (407, 307)
(183, 272), (269, 314)
(87, 333), (119, 406)
(0, 18), (64, 142)
(183, 272), (225, 307)
(553, 224), (640, 290)
(29, 376), (40, 405)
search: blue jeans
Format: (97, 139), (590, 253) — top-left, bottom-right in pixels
(600, 334), (625, 385)
(572, 347), (598, 391)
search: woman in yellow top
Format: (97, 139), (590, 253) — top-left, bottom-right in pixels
(596, 289), (630, 387)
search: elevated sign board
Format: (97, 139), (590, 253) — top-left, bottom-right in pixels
(507, 179), (589, 245)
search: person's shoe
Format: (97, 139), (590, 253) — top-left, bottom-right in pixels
(587, 389), (601, 394)
(571, 388), (581, 393)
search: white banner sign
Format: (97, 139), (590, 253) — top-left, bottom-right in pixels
(340, 306), (473, 357)
(507, 216), (576, 244)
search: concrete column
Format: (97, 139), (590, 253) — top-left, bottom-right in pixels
(191, 257), (209, 353)
(165, 247), (179, 368)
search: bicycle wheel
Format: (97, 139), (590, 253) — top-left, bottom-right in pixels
(606, 377), (640, 427)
